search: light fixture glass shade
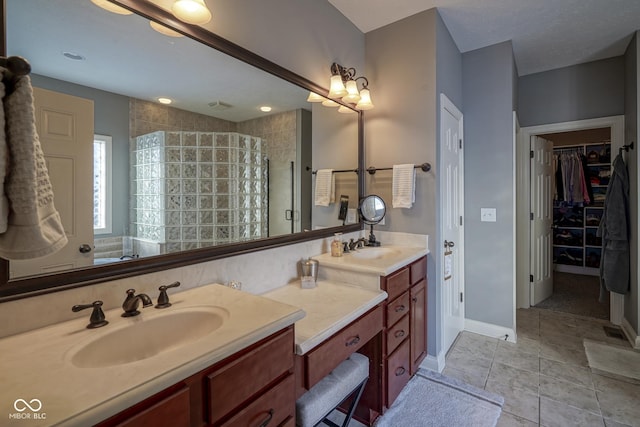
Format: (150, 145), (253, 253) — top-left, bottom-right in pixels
(322, 99), (340, 107)
(341, 80), (361, 103)
(338, 105), (355, 114)
(355, 88), (374, 110)
(90, 0), (133, 15)
(150, 21), (183, 37)
(306, 92), (325, 103)
(172, 0), (212, 25)
(328, 75), (348, 98)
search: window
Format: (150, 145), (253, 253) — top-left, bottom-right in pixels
(93, 134), (112, 234)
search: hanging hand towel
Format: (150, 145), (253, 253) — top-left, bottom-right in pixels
(0, 77), (8, 233)
(314, 169), (335, 206)
(392, 164), (416, 208)
(0, 72), (67, 259)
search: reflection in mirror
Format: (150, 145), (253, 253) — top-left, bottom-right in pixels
(3, 0), (360, 282)
(359, 195), (386, 247)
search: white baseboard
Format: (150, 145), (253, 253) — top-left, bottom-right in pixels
(621, 317), (640, 349)
(419, 351), (446, 373)
(464, 318), (517, 343)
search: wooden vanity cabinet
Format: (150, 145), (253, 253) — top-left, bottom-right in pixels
(381, 256), (427, 409)
(95, 326), (295, 427)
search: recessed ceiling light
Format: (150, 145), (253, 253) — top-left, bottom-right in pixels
(90, 0), (133, 15)
(62, 51), (85, 61)
(260, 106), (272, 112)
(158, 97), (172, 105)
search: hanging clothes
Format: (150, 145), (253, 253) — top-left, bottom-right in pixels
(597, 153), (630, 301)
(553, 150), (592, 206)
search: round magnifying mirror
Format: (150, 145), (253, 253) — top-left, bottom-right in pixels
(359, 195), (386, 224)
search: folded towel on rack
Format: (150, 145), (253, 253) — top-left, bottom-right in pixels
(0, 76), (8, 233)
(392, 164), (416, 209)
(314, 169), (335, 206)
(0, 72), (68, 259)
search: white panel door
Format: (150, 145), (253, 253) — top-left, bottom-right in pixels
(10, 88), (94, 277)
(440, 94), (464, 354)
(530, 136), (554, 305)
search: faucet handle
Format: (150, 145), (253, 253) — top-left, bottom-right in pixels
(156, 281), (181, 309)
(72, 301), (108, 329)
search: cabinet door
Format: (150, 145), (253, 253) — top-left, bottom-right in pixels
(96, 385), (191, 427)
(410, 279), (427, 374)
(385, 339), (411, 407)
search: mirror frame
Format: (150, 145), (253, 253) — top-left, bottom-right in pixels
(0, 0), (364, 301)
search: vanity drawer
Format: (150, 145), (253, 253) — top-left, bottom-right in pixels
(386, 290), (410, 327)
(410, 256), (427, 285)
(385, 313), (409, 355)
(383, 267), (410, 301)
(305, 305), (383, 388)
(207, 327), (294, 425)
(385, 338), (411, 407)
(220, 374), (295, 427)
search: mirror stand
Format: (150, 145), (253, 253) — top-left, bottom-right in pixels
(366, 223), (381, 247)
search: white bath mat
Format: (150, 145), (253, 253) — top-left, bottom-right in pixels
(584, 339), (640, 384)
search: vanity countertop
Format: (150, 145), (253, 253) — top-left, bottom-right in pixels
(312, 245), (428, 276)
(0, 284), (304, 427)
(263, 281), (387, 355)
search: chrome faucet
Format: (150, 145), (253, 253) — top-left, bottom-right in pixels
(121, 289), (152, 317)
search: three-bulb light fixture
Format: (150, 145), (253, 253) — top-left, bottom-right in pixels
(307, 62), (374, 113)
(92, 0), (213, 27)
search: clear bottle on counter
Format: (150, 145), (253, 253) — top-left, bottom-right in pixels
(331, 232), (343, 257)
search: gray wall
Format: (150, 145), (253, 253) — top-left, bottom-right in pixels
(518, 57), (625, 127)
(202, 0), (364, 89)
(462, 41), (517, 329)
(30, 74), (130, 238)
(624, 33), (639, 333)
(365, 9), (446, 357)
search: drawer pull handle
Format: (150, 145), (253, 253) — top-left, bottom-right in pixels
(345, 335), (361, 347)
(412, 297), (418, 302)
(395, 367), (406, 377)
(395, 305), (406, 313)
(257, 409), (274, 427)
(394, 329), (406, 338)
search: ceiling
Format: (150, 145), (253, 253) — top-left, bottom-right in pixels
(328, 0), (640, 76)
(7, 0), (310, 122)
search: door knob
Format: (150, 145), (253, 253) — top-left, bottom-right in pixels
(79, 244), (92, 254)
(444, 240), (455, 248)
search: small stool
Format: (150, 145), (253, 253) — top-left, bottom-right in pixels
(296, 352), (369, 427)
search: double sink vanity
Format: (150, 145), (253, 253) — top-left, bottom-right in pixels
(0, 240), (428, 426)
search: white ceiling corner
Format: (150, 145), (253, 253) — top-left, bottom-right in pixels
(328, 0), (640, 76)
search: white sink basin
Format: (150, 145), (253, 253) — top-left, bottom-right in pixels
(70, 307), (229, 368)
(350, 247), (398, 260)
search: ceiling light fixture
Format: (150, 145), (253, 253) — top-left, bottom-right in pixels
(158, 97), (172, 105)
(307, 62), (374, 112)
(171, 0), (212, 25)
(260, 106), (272, 112)
(62, 51), (86, 61)
(150, 21), (183, 37)
(90, 0), (132, 15)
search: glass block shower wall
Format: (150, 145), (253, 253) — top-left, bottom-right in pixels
(131, 131), (267, 254)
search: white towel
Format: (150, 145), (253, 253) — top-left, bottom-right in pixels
(392, 164), (416, 208)
(0, 73), (68, 259)
(314, 169), (335, 206)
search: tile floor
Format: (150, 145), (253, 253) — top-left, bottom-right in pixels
(443, 308), (640, 427)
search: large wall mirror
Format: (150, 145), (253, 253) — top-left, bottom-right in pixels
(0, 0), (363, 300)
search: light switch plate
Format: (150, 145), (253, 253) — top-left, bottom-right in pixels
(481, 208), (497, 222)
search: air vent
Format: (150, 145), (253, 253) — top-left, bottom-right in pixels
(208, 101), (233, 111)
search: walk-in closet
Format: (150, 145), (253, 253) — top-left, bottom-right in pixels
(537, 127), (611, 320)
